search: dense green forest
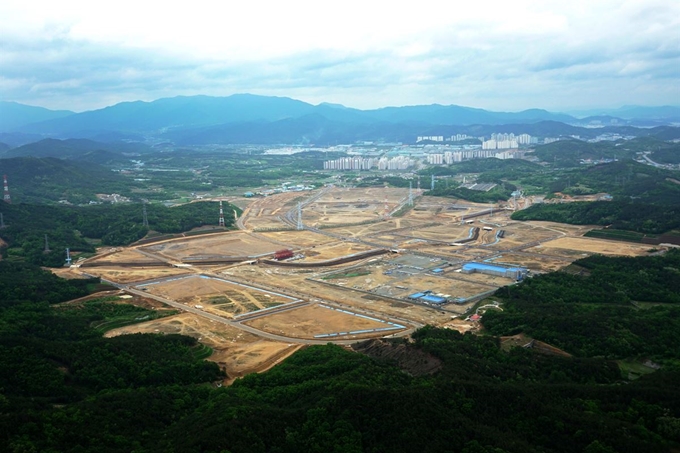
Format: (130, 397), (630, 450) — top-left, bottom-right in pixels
(2, 256), (679, 452)
(0, 201), (240, 266)
(510, 160), (680, 234)
(0, 157), (138, 203)
(353, 175), (415, 188)
(512, 200), (680, 234)
(430, 181), (517, 203)
(530, 137), (679, 168)
(0, 149), (333, 205)
(484, 250), (680, 360)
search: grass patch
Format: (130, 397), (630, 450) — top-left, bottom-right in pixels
(192, 343), (214, 360)
(243, 302), (260, 312)
(208, 296), (230, 305)
(322, 270), (371, 280)
(584, 229), (649, 243)
(617, 359), (659, 380)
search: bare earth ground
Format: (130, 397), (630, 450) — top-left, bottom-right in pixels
(244, 304), (404, 340)
(529, 237), (654, 257)
(84, 266), (191, 283)
(104, 312), (301, 383)
(56, 187), (667, 383)
(87, 248), (160, 263)
(138, 275), (294, 317)
(296, 241), (375, 261)
(50, 267), (95, 279)
(223, 264), (454, 324)
(481, 253), (569, 273)
(142, 232), (283, 259)
(260, 230), (336, 248)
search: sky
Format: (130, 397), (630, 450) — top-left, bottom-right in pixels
(1, 0), (679, 113)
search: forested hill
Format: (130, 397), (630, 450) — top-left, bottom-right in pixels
(0, 157), (133, 203)
(0, 201), (239, 266)
(510, 160), (680, 233)
(1, 138), (152, 161)
(1, 255), (679, 452)
(533, 136), (680, 167)
(484, 249), (680, 358)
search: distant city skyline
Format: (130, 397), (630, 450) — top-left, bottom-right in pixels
(1, 0), (678, 113)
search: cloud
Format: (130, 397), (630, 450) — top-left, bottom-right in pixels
(0, 0), (678, 111)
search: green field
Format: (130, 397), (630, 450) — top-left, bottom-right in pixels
(584, 228), (651, 243)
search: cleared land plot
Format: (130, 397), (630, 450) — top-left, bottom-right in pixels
(315, 187), (408, 204)
(260, 230), (335, 248)
(305, 203), (385, 225)
(51, 267), (95, 280)
(298, 241), (377, 262)
(103, 312), (299, 382)
(364, 234), (402, 247)
(388, 254), (443, 268)
(403, 224), (477, 243)
(326, 218), (432, 238)
(480, 223), (562, 250)
(440, 269), (518, 287)
(89, 248), (163, 264)
(525, 221), (594, 236)
(137, 275), (295, 317)
(241, 192), (321, 230)
(483, 253), (568, 273)
(244, 304), (404, 340)
(223, 265), (455, 323)
(143, 232), (282, 259)
(528, 237), (654, 257)
(82, 266), (190, 284)
(393, 274), (493, 301)
(315, 264), (397, 292)
(416, 245), (485, 261)
(303, 188), (412, 226)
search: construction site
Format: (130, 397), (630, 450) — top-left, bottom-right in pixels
(70, 185), (664, 382)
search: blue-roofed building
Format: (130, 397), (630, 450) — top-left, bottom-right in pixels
(462, 262), (528, 281)
(421, 294), (447, 304)
(408, 292), (426, 300)
(432, 268), (444, 274)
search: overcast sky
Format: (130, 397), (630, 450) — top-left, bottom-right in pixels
(1, 0), (679, 112)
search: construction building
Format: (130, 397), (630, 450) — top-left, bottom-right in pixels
(461, 262), (528, 281)
(274, 249), (294, 260)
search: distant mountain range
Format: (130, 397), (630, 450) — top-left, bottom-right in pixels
(1, 94), (678, 146)
(0, 102), (74, 131)
(0, 138), (152, 161)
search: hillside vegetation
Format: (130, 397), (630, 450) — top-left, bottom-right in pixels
(0, 201), (239, 266)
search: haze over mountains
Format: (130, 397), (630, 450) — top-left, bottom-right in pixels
(1, 94), (679, 147)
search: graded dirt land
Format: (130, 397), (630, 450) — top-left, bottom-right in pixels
(244, 304), (405, 340)
(529, 237), (653, 257)
(142, 231), (283, 259)
(104, 312), (302, 383)
(138, 275), (296, 317)
(85, 267), (191, 283)
(68, 186), (666, 384)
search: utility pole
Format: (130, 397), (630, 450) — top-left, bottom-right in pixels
(296, 202), (303, 230)
(3, 175), (10, 204)
(219, 201), (225, 227)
